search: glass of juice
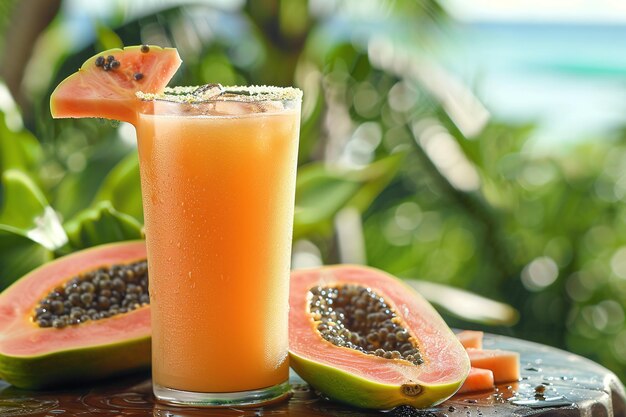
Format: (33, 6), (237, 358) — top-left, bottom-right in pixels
(135, 85), (302, 406)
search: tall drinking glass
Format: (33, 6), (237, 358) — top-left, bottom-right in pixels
(135, 86), (302, 406)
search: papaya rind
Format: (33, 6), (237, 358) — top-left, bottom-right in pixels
(290, 351), (463, 410)
(0, 328), (149, 389)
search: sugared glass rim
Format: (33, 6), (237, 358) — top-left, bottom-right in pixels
(136, 85), (302, 104)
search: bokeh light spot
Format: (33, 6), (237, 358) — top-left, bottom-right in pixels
(67, 152), (86, 173)
(566, 272), (592, 302)
(521, 256), (558, 291)
(610, 246), (626, 279)
(613, 330), (626, 363)
(394, 202), (422, 231)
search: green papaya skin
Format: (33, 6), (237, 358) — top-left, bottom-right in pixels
(0, 335), (149, 389)
(290, 351), (462, 410)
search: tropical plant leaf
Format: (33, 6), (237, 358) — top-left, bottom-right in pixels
(63, 200), (143, 250)
(50, 131), (134, 220)
(294, 154), (404, 239)
(0, 226), (52, 291)
(348, 152), (405, 211)
(0, 169), (47, 229)
(93, 152), (143, 222)
(95, 23), (123, 51)
(0, 169), (67, 251)
(0, 111), (42, 175)
(294, 164), (361, 239)
(405, 279), (520, 326)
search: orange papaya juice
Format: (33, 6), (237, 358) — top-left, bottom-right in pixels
(135, 87), (301, 404)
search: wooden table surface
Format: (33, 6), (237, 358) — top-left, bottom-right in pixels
(1, 333), (624, 416)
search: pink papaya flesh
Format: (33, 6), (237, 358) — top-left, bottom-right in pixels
(289, 265), (470, 410)
(50, 45), (181, 125)
(453, 330), (524, 395)
(457, 367), (495, 394)
(466, 348), (521, 384)
(456, 330), (484, 349)
(0, 241), (149, 389)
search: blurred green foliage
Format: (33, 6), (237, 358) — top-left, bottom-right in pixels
(1, 0), (625, 381)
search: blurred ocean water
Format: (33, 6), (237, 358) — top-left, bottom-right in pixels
(442, 23), (626, 147)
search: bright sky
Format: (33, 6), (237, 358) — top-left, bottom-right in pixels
(443, 0), (626, 23)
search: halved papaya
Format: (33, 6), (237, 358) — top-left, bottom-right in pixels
(0, 241), (149, 389)
(289, 265), (470, 410)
